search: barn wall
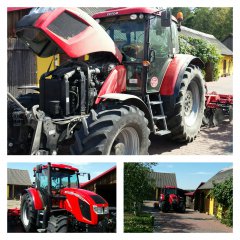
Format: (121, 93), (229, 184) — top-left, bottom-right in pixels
(8, 38), (36, 97)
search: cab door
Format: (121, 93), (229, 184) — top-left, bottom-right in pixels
(147, 16), (173, 93)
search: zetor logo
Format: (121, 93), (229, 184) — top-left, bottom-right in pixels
(150, 76), (159, 88)
(107, 11), (119, 16)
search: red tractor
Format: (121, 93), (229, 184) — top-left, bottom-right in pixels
(159, 186), (186, 213)
(20, 163), (109, 232)
(8, 7), (205, 155)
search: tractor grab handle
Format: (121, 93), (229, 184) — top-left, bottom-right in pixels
(7, 92), (28, 114)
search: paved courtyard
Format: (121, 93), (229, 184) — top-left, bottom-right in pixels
(143, 201), (232, 233)
(149, 119), (232, 155)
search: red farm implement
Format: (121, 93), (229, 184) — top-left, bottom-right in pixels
(203, 91), (233, 126)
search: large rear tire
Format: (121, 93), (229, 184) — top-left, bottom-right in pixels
(167, 65), (205, 142)
(47, 215), (68, 233)
(178, 202), (186, 213)
(70, 105), (150, 155)
(20, 193), (37, 232)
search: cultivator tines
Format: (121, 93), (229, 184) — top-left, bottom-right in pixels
(203, 92), (233, 126)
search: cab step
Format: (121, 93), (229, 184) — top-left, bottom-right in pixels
(155, 130), (171, 136)
(146, 94), (171, 136)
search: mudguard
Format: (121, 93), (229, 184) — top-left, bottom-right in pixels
(95, 65), (127, 104)
(160, 54), (204, 116)
(22, 188), (44, 210)
(98, 93), (154, 130)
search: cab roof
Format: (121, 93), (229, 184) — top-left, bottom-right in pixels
(93, 7), (177, 22)
(34, 163), (79, 172)
(93, 7), (159, 18)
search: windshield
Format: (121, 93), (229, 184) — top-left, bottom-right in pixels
(36, 168), (79, 191)
(100, 17), (145, 62)
(164, 188), (177, 195)
(51, 168), (79, 189)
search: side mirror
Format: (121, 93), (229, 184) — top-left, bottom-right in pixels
(161, 10), (171, 27)
(36, 164), (42, 173)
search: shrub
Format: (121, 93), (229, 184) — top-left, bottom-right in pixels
(210, 177), (233, 227)
(124, 213), (154, 233)
(179, 35), (222, 81)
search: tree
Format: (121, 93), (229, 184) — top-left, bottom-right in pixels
(172, 7), (233, 41)
(210, 177), (233, 227)
(124, 163), (156, 214)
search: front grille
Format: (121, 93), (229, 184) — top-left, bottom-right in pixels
(78, 199), (91, 221)
(90, 195), (106, 204)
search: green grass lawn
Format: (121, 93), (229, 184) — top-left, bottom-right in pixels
(124, 212), (154, 233)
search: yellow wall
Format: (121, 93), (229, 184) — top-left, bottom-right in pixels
(209, 197), (214, 215)
(216, 204), (223, 220)
(218, 55), (233, 77)
(199, 190), (223, 219)
(36, 55), (60, 85)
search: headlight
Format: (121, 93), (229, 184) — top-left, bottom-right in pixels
(93, 205), (109, 214)
(104, 206), (109, 214)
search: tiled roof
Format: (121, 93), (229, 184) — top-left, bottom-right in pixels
(180, 26), (233, 56)
(149, 172), (177, 188)
(7, 168), (32, 186)
(199, 168), (232, 190)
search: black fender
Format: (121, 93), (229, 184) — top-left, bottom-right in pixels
(99, 93), (154, 131)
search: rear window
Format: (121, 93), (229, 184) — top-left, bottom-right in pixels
(48, 11), (88, 40)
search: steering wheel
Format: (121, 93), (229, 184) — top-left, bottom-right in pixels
(121, 43), (144, 61)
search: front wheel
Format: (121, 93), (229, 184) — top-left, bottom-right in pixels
(70, 105), (150, 155)
(167, 65), (205, 142)
(47, 215), (68, 233)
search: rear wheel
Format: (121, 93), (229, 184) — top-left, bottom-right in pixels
(70, 105), (150, 155)
(179, 202), (186, 213)
(167, 65), (205, 142)
(20, 193), (37, 232)
(47, 215), (68, 233)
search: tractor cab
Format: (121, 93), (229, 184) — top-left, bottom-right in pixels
(162, 186), (177, 195)
(34, 163), (83, 207)
(94, 8), (181, 95)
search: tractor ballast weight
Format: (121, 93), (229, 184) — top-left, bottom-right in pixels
(20, 163), (109, 232)
(8, 7), (205, 155)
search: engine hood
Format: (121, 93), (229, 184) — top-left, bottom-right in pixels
(62, 188), (108, 224)
(16, 7), (122, 62)
(62, 188), (108, 206)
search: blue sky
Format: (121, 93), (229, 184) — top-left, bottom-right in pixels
(7, 162), (116, 183)
(7, 162), (232, 190)
(152, 162), (232, 190)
